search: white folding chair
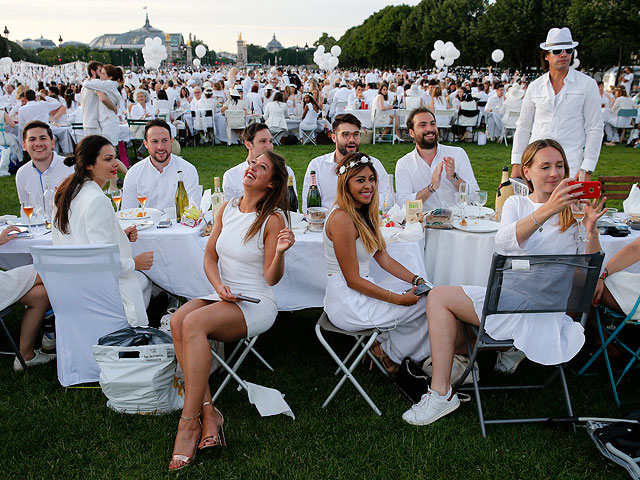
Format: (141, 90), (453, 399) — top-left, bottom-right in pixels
(30, 244), (130, 387)
(435, 109), (456, 141)
(225, 110), (247, 146)
(333, 101), (348, 119)
(613, 108), (638, 143)
(299, 124), (317, 146)
(373, 115), (396, 144)
(499, 110), (520, 146)
(395, 108), (411, 140)
(0, 305), (27, 371)
(454, 112), (479, 142)
(315, 311), (389, 415)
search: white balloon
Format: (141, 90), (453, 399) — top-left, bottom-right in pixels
(430, 50), (440, 61)
(445, 45), (457, 58)
(573, 49), (578, 58)
(193, 58), (201, 67)
(195, 44), (206, 59)
(572, 58), (580, 68)
(435, 58), (445, 69)
(152, 36), (162, 46)
(491, 49), (504, 63)
(434, 40), (444, 51)
(330, 45), (341, 57)
(444, 57), (454, 67)
(144, 38), (153, 47)
(144, 62), (151, 69)
(444, 41), (454, 50)
(317, 45), (325, 54)
(329, 56), (339, 68)
(452, 49), (461, 60)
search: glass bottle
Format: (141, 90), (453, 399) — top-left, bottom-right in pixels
(212, 176), (225, 217)
(495, 166), (513, 221)
(288, 175), (298, 212)
(306, 170), (322, 212)
(175, 170), (189, 220)
(382, 174), (396, 213)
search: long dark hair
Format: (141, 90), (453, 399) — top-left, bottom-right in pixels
(54, 135), (113, 234)
(243, 151), (290, 242)
(103, 64), (124, 92)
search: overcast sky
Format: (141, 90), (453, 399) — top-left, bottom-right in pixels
(4, 0), (422, 52)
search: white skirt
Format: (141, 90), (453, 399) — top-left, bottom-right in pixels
(605, 271), (640, 321)
(324, 273), (430, 364)
(200, 291), (278, 338)
(461, 285), (585, 365)
(0, 265), (37, 310)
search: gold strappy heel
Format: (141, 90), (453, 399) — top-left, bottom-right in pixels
(168, 413), (201, 471)
(198, 401), (227, 451)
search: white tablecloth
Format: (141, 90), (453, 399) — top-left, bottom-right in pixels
(424, 227), (640, 287)
(0, 224), (426, 311)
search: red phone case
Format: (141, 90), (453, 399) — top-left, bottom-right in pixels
(568, 181), (601, 199)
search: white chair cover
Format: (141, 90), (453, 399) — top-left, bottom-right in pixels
(30, 244), (129, 387)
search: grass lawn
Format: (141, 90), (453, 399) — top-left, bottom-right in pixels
(0, 142), (637, 479)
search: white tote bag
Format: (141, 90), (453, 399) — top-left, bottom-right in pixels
(93, 343), (184, 414)
(477, 131), (487, 146)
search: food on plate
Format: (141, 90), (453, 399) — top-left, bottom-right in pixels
(460, 218), (468, 226)
(137, 212), (144, 217)
(424, 208), (452, 229)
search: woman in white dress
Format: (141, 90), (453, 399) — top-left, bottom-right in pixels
(402, 139), (606, 426)
(298, 93), (320, 141)
(323, 152), (430, 374)
(52, 135), (153, 327)
(83, 64), (123, 147)
(371, 83), (395, 131)
(263, 92), (288, 141)
(0, 227), (55, 372)
(168, 151), (295, 471)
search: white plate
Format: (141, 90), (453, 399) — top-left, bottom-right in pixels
(9, 216), (46, 227)
(453, 219), (500, 233)
(453, 206), (494, 217)
(118, 208), (150, 220)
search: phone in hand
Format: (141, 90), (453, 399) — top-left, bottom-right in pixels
(232, 293), (261, 304)
(568, 181), (601, 199)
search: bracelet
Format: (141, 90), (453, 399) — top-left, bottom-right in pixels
(587, 231), (599, 241)
(427, 183), (436, 194)
(387, 289), (393, 304)
(599, 268), (609, 281)
(531, 211), (543, 232)
(412, 275), (426, 286)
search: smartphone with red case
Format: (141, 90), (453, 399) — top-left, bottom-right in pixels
(568, 181), (601, 199)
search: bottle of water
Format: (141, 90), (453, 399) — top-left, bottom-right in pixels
(382, 174), (396, 213)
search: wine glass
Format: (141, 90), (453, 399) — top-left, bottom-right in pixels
(137, 188), (148, 216)
(455, 192), (467, 223)
(22, 193), (34, 236)
(571, 201), (586, 242)
(473, 190), (488, 218)
(111, 189), (122, 214)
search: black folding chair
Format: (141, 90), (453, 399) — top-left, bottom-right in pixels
(453, 252), (604, 437)
(0, 306), (27, 371)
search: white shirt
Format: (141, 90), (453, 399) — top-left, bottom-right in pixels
(122, 154), (201, 211)
(17, 98), (60, 132)
(362, 89), (378, 105)
(395, 145), (479, 212)
(15, 153), (73, 209)
(222, 158), (297, 202)
(624, 72), (634, 95)
(485, 93), (504, 113)
(511, 68), (603, 175)
(81, 80), (101, 128)
(301, 152), (388, 212)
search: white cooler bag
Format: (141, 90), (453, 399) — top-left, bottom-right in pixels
(93, 343), (184, 414)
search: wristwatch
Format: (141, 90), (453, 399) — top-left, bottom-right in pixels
(450, 172), (459, 182)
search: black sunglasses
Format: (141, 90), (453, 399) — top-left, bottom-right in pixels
(551, 48), (574, 56)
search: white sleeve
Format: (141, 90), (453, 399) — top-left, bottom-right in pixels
(373, 158), (388, 206)
(121, 168), (139, 209)
(456, 150), (479, 192)
(395, 158), (417, 205)
(184, 164), (202, 207)
(510, 87), (535, 165)
(495, 196), (528, 252)
(581, 79), (604, 173)
(130, 104), (144, 119)
(14, 167), (29, 207)
(84, 195), (135, 278)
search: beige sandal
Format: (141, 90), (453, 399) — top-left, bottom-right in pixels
(198, 402), (226, 451)
(370, 341), (400, 374)
(168, 413), (201, 471)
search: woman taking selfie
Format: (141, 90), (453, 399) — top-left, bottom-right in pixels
(323, 152), (430, 374)
(402, 139), (607, 426)
(168, 151), (294, 471)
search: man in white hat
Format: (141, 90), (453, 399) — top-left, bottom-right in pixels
(510, 27), (602, 179)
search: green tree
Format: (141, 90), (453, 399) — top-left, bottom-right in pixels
(313, 33), (337, 50)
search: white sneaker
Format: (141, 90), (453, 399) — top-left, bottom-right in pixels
(402, 387), (460, 426)
(13, 349), (56, 373)
(422, 354), (480, 386)
(494, 347), (526, 374)
(41, 331), (56, 351)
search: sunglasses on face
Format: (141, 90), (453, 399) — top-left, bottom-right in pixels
(551, 48), (573, 56)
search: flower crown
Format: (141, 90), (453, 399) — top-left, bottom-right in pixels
(338, 157), (371, 176)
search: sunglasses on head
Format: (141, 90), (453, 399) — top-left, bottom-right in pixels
(551, 48), (573, 56)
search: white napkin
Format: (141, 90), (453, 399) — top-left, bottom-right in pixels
(200, 189), (212, 212)
(387, 204), (406, 224)
(246, 382), (295, 419)
(0, 215), (17, 225)
(289, 211), (307, 235)
(623, 183), (640, 214)
(381, 222), (424, 243)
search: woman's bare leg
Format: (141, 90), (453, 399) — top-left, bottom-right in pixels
(426, 286), (479, 396)
(17, 284), (50, 359)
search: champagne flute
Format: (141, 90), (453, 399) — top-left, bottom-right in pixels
(571, 201), (586, 242)
(111, 189), (122, 214)
(137, 188), (148, 216)
(455, 191), (467, 223)
(22, 193), (34, 236)
(457, 182), (469, 217)
(473, 190), (488, 218)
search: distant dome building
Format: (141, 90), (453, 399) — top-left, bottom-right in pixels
(266, 33), (283, 53)
(19, 36), (57, 49)
(89, 14), (184, 53)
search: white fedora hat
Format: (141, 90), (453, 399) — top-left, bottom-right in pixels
(540, 27), (579, 50)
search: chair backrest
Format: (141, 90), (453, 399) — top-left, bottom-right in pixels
(599, 176), (640, 200)
(617, 108), (638, 118)
(457, 113), (479, 127)
(334, 101), (347, 116)
(395, 109), (411, 129)
(504, 110), (520, 127)
(406, 96), (422, 110)
(435, 109), (456, 127)
(481, 253), (604, 321)
(225, 110), (246, 129)
(30, 244), (130, 386)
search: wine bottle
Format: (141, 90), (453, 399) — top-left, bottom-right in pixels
(382, 174), (396, 213)
(306, 170), (322, 212)
(175, 170), (189, 220)
(288, 175), (298, 212)
(495, 166), (514, 221)
(42, 175), (55, 230)
(212, 176), (225, 217)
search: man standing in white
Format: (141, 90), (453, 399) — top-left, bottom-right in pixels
(222, 122), (297, 201)
(122, 120), (201, 212)
(16, 121), (73, 209)
(302, 113), (388, 212)
(510, 27), (603, 179)
(395, 108), (478, 212)
(622, 66), (634, 96)
(81, 62), (105, 137)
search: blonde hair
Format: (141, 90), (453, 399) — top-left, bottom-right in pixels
(521, 139), (574, 232)
(334, 153), (386, 253)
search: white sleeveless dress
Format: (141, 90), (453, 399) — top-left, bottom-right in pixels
(201, 200), (281, 338)
(322, 207), (430, 364)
